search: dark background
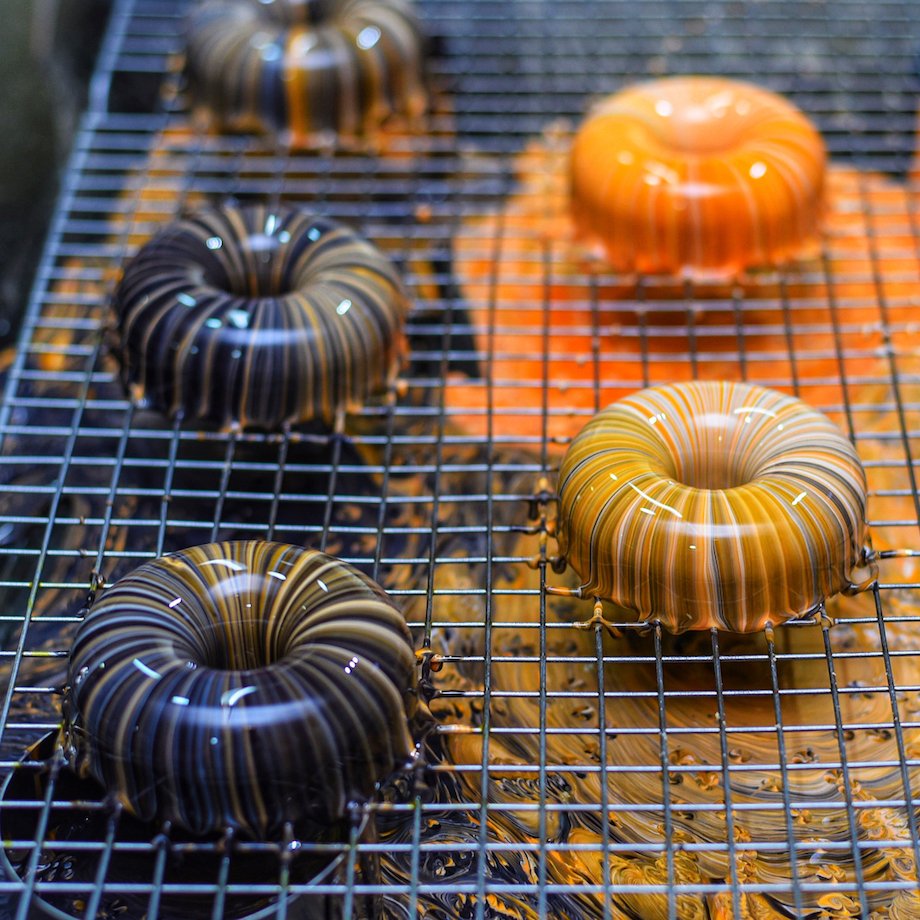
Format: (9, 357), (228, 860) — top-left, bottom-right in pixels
(0, 0), (111, 351)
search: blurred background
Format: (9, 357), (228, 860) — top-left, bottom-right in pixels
(0, 0), (110, 351)
(2, 1), (918, 357)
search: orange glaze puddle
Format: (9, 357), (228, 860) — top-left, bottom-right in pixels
(449, 124), (920, 449)
(390, 476), (920, 917)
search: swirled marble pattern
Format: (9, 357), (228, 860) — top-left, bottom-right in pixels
(570, 77), (826, 277)
(410, 501), (920, 919)
(113, 204), (408, 430)
(185, 0), (427, 144)
(64, 541), (418, 838)
(557, 381), (871, 631)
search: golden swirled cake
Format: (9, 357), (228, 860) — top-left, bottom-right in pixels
(185, 0), (427, 145)
(112, 204), (408, 430)
(556, 381), (874, 632)
(569, 77), (827, 278)
(63, 542), (419, 838)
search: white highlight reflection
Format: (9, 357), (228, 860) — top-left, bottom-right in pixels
(202, 558), (247, 572)
(221, 686), (258, 707)
(133, 658), (161, 680)
(629, 482), (683, 518)
(356, 25), (381, 50)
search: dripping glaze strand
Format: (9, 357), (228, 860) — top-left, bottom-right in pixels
(113, 204), (408, 430)
(185, 0), (427, 144)
(64, 542), (418, 838)
(556, 381), (872, 632)
(569, 77), (827, 278)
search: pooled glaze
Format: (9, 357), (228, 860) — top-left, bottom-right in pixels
(570, 77), (827, 277)
(113, 204), (408, 430)
(556, 381), (873, 632)
(185, 0), (427, 145)
(64, 541), (418, 838)
(449, 130), (919, 447)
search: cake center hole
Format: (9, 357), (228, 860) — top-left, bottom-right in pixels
(258, 0), (335, 26)
(202, 619), (271, 671)
(673, 450), (748, 490)
(203, 229), (295, 299)
(653, 110), (746, 154)
(188, 572), (287, 671)
(667, 419), (752, 490)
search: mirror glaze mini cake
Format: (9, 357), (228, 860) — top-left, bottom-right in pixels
(112, 204), (408, 430)
(570, 77), (827, 278)
(64, 542), (419, 838)
(556, 381), (873, 632)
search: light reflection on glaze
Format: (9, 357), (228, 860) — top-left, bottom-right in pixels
(63, 541), (418, 838)
(113, 204), (408, 430)
(185, 0), (427, 144)
(556, 381), (872, 632)
(569, 77), (827, 278)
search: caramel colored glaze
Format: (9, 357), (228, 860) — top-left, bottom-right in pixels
(404, 486), (920, 918)
(449, 129), (920, 446)
(64, 542), (417, 838)
(185, 0), (427, 147)
(555, 381), (872, 632)
(570, 77), (827, 278)
(113, 203), (408, 430)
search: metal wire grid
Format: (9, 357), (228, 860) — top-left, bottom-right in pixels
(1, 0), (920, 917)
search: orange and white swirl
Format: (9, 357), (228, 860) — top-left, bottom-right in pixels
(569, 77), (827, 278)
(556, 381), (873, 633)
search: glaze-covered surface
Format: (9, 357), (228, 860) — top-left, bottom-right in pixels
(569, 77), (827, 278)
(64, 542), (418, 838)
(449, 129), (919, 447)
(113, 204), (408, 430)
(185, 0), (427, 144)
(556, 381), (872, 632)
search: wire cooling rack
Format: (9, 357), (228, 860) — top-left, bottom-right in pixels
(2, 0), (920, 917)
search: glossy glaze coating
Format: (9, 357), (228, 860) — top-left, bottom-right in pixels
(570, 77), (827, 278)
(185, 0), (427, 144)
(113, 204), (408, 429)
(557, 382), (871, 632)
(64, 542), (417, 838)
